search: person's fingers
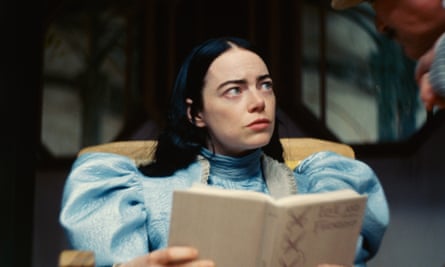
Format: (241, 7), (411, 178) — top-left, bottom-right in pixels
(317, 264), (347, 267)
(169, 259), (215, 267)
(419, 73), (445, 111)
(147, 247), (199, 264)
(419, 73), (436, 111)
(119, 247), (215, 267)
(415, 48), (435, 82)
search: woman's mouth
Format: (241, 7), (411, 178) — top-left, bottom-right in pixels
(247, 119), (271, 130)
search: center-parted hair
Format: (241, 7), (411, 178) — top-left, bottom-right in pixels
(140, 36), (283, 176)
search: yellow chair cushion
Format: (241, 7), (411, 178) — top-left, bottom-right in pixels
(78, 138), (354, 170)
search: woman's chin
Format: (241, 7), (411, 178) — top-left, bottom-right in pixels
(247, 135), (273, 149)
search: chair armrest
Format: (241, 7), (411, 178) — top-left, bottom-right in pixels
(78, 140), (157, 166)
(280, 138), (355, 169)
(59, 250), (94, 267)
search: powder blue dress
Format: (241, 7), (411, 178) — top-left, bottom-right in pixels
(60, 148), (389, 267)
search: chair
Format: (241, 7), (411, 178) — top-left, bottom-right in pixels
(59, 250), (94, 267)
(61, 137), (354, 266)
(77, 137), (355, 170)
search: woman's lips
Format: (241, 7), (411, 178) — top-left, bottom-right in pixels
(247, 119), (271, 130)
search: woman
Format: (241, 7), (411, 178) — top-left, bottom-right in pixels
(60, 37), (389, 267)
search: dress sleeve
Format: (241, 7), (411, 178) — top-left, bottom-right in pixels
(294, 151), (389, 266)
(59, 153), (149, 266)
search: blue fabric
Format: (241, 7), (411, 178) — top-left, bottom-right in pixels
(294, 152), (389, 266)
(60, 150), (389, 267)
(201, 148), (269, 193)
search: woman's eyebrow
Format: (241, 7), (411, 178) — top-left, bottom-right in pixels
(258, 74), (271, 81)
(217, 74), (271, 90)
(217, 79), (246, 90)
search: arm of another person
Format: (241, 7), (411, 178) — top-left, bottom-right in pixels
(293, 151), (389, 267)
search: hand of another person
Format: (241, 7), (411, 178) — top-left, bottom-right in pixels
(418, 73), (445, 111)
(118, 246), (215, 267)
(415, 46), (435, 83)
(317, 264), (349, 267)
(415, 43), (445, 111)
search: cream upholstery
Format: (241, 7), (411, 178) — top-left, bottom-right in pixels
(78, 138), (354, 170)
(59, 250), (94, 267)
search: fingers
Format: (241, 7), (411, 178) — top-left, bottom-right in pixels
(147, 247), (215, 267)
(119, 247), (215, 267)
(147, 247), (199, 264)
(168, 259), (215, 267)
(419, 73), (445, 111)
(419, 73), (436, 111)
(415, 47), (435, 82)
(415, 40), (445, 111)
(317, 264), (349, 267)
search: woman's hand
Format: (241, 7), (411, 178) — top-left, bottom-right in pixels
(118, 246), (215, 267)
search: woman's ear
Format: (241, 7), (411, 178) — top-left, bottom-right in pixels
(186, 98), (206, 127)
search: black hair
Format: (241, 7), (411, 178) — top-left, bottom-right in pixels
(140, 36), (284, 176)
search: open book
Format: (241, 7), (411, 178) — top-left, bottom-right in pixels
(168, 185), (367, 267)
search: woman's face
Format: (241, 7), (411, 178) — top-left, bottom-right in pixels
(190, 47), (276, 157)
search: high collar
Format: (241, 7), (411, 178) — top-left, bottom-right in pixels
(196, 149), (297, 198)
(200, 148), (263, 181)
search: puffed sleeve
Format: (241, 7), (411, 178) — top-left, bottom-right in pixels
(294, 151), (389, 267)
(59, 153), (149, 266)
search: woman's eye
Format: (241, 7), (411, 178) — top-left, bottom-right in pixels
(225, 87), (241, 97)
(261, 81), (273, 91)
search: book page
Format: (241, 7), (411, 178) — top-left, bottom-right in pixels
(168, 186), (269, 267)
(275, 189), (362, 206)
(184, 183), (274, 202)
(266, 191), (367, 267)
(169, 186), (366, 267)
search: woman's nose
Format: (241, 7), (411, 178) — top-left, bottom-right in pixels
(248, 91), (266, 113)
